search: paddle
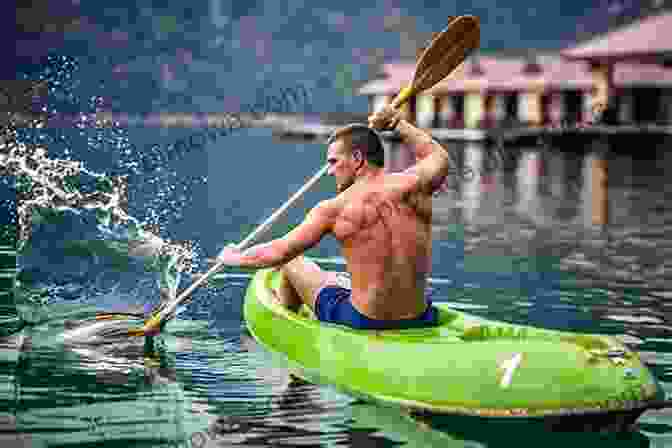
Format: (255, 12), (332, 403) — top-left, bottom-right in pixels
(128, 15), (480, 337)
(388, 16), (480, 115)
(127, 164), (329, 336)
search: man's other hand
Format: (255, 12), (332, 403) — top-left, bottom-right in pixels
(207, 244), (242, 269)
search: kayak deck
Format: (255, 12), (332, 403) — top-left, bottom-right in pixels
(244, 268), (665, 420)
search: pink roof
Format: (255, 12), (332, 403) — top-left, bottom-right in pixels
(359, 56), (531, 95)
(562, 12), (672, 61)
(615, 62), (672, 86)
(378, 55), (592, 93)
(429, 56), (545, 92)
(358, 62), (415, 95)
(532, 56), (594, 89)
(358, 53), (672, 96)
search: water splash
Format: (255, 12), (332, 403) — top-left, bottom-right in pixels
(4, 55), (201, 326)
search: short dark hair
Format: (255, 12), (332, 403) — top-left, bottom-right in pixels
(326, 123), (385, 167)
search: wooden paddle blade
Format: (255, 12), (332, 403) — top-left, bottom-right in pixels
(95, 312), (145, 321)
(127, 313), (163, 337)
(127, 327), (148, 337)
(411, 15), (480, 94)
(389, 15), (479, 110)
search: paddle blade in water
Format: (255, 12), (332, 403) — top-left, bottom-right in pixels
(127, 327), (148, 337)
(127, 313), (162, 337)
(95, 312), (145, 321)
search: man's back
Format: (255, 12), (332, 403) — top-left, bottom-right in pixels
(329, 171), (433, 320)
(212, 115), (450, 328)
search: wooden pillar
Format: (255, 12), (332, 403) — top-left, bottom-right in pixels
(436, 95), (449, 128)
(492, 94), (507, 124)
(589, 62), (615, 119)
(415, 93), (435, 129)
(549, 92), (564, 125)
(518, 91), (543, 126)
(482, 93), (498, 128)
(465, 91), (484, 129)
(433, 96), (444, 128)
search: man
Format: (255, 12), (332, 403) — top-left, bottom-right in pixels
(215, 105), (453, 329)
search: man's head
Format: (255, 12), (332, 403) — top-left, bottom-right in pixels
(326, 124), (385, 193)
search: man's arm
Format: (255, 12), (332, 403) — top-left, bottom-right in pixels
(395, 119), (453, 195)
(215, 200), (335, 268)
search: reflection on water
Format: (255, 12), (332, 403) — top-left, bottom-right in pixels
(2, 135), (672, 447)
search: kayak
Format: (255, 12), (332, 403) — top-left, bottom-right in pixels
(243, 268), (665, 423)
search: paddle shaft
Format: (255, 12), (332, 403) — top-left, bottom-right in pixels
(225, 164), (329, 255)
(151, 163), (329, 324)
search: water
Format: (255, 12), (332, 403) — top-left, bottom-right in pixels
(2, 67), (672, 447)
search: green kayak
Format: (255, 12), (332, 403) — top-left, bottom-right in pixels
(243, 268), (665, 422)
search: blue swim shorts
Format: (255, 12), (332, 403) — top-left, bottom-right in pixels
(314, 274), (439, 330)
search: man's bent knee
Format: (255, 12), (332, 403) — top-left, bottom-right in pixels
(277, 257), (327, 310)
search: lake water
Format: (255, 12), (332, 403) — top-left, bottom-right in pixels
(1, 126), (672, 447)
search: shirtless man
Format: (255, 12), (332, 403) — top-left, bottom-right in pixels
(214, 105), (453, 329)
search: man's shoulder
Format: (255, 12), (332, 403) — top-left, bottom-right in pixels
(314, 197), (343, 220)
(379, 170), (429, 201)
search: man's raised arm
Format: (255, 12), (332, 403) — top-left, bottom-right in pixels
(368, 105), (454, 195)
(395, 118), (454, 195)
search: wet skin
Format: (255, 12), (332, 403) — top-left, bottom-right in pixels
(324, 138), (435, 320)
